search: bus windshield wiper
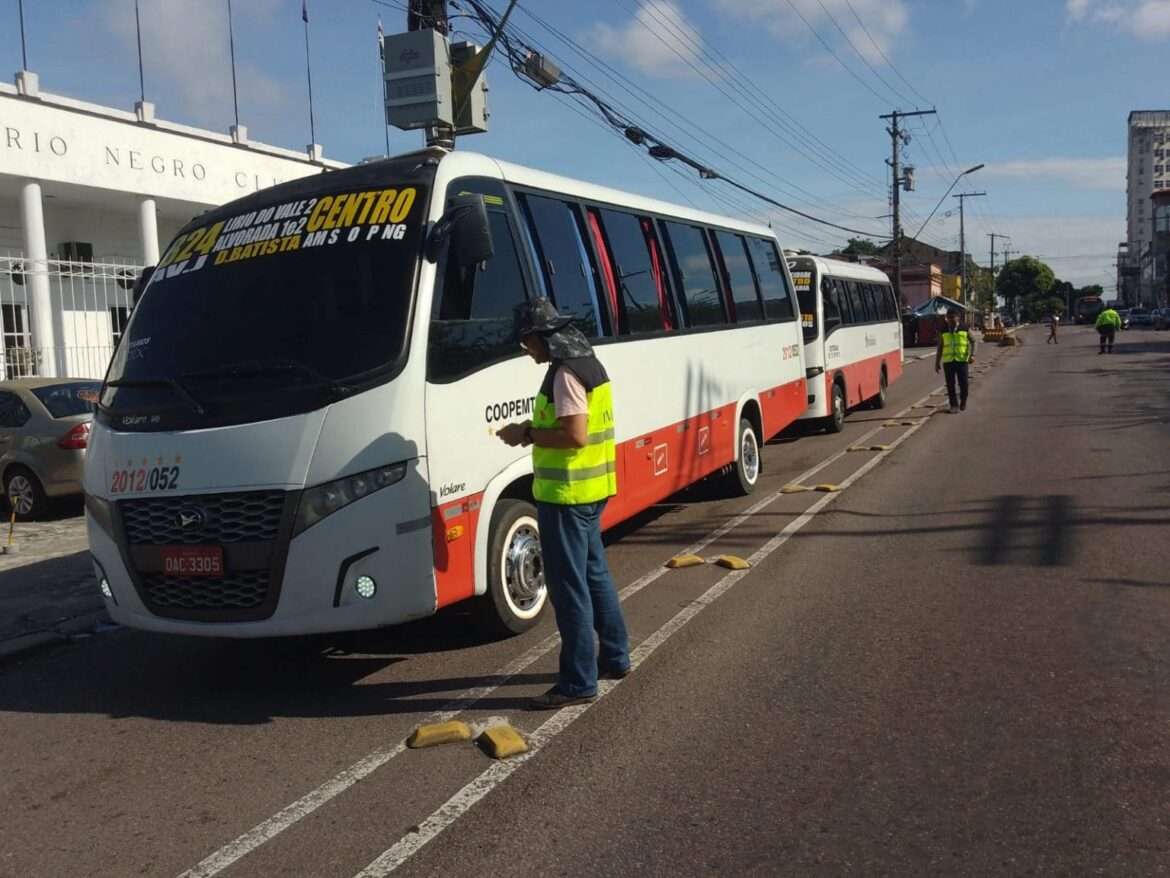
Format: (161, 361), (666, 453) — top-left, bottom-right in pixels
(105, 376), (208, 415)
(181, 359), (352, 395)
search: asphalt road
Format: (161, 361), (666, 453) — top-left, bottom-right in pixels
(2, 326), (1168, 878)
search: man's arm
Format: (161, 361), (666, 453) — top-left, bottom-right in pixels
(531, 415), (587, 449)
(935, 336), (944, 372)
(968, 330), (976, 361)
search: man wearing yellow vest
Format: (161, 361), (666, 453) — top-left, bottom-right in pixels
(934, 309), (976, 414)
(498, 298), (629, 709)
(1095, 305), (1122, 354)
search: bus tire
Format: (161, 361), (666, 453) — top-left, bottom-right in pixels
(822, 381), (846, 433)
(726, 417), (761, 496)
(477, 498), (547, 636)
(869, 367), (888, 410)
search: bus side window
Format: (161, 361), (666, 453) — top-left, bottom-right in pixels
(846, 281), (867, 325)
(428, 182), (531, 381)
(660, 221), (726, 328)
(597, 208), (667, 335)
(860, 283), (879, 323)
(714, 231), (763, 323)
(821, 277), (840, 329)
(830, 278), (853, 325)
(883, 284), (898, 319)
(519, 193), (604, 338)
(745, 237), (795, 322)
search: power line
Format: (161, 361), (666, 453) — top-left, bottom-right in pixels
(841, 0), (931, 106)
(612, 0), (886, 198)
(812, 0), (913, 107)
(782, 0), (887, 104)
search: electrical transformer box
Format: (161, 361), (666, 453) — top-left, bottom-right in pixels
(384, 29), (453, 131)
(450, 41), (489, 135)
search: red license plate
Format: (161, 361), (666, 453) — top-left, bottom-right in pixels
(161, 546), (224, 578)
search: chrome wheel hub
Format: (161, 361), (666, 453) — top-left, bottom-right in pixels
(742, 431), (759, 483)
(505, 524), (544, 610)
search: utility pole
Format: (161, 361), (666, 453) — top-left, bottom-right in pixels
(953, 191), (986, 309)
(987, 232), (1009, 313)
(880, 108), (936, 308)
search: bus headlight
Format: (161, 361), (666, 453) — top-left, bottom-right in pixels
(294, 462), (408, 536)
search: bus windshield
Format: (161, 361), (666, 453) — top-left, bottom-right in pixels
(789, 263), (818, 342)
(102, 164), (432, 431)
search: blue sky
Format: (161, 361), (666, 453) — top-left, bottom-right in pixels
(4, 0), (1162, 289)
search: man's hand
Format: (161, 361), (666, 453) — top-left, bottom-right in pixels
(935, 362), (941, 374)
(497, 422), (531, 447)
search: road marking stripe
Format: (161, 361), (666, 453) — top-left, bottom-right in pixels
(353, 410), (932, 877)
(177, 389), (938, 878)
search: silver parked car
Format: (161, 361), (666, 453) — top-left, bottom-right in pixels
(0, 379), (100, 519)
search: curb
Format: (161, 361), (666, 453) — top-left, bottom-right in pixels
(0, 608), (113, 666)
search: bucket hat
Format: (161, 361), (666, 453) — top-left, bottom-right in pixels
(514, 297), (574, 339)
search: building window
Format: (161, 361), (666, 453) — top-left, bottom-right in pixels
(1, 304), (35, 378)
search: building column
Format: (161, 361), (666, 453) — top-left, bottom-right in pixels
(139, 197), (160, 265)
(19, 181), (56, 378)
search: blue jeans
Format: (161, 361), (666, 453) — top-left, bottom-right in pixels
(537, 499), (630, 697)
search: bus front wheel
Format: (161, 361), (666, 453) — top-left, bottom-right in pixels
(868, 367), (888, 410)
(479, 498), (548, 636)
(823, 382), (846, 433)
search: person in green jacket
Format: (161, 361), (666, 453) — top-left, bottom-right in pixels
(1095, 306), (1122, 354)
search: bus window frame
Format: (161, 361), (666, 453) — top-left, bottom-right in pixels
(712, 230), (766, 325)
(426, 176), (538, 384)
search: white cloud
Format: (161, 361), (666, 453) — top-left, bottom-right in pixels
(981, 157), (1126, 191)
(1066, 0), (1170, 38)
(713, 0), (909, 64)
(588, 1), (705, 78)
(101, 0), (289, 125)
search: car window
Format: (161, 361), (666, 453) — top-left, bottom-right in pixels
(31, 382), (100, 418)
(0, 391), (30, 428)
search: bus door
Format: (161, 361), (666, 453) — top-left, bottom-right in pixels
(423, 178), (542, 608)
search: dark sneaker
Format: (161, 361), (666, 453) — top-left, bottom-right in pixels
(959, 400), (966, 411)
(599, 664), (631, 681)
(526, 688), (597, 710)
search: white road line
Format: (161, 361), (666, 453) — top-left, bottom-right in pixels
(177, 389), (938, 878)
(353, 411), (932, 877)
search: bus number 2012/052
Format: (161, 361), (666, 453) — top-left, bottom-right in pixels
(110, 466), (181, 494)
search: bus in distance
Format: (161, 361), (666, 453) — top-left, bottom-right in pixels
(86, 149), (809, 638)
(1074, 295), (1104, 324)
(787, 254), (902, 432)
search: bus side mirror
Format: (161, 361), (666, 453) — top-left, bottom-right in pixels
(132, 265), (156, 308)
(425, 194), (494, 266)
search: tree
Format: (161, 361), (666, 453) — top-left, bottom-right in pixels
(997, 256), (1055, 319)
(839, 237), (880, 258)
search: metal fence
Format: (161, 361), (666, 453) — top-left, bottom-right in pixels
(0, 253), (140, 381)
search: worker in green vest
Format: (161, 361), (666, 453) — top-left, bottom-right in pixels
(498, 298), (629, 710)
(1095, 305), (1122, 354)
(935, 309), (976, 414)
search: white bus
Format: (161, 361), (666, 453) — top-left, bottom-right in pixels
(787, 254), (902, 432)
(85, 149), (808, 638)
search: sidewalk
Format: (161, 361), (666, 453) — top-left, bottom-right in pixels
(0, 512), (108, 663)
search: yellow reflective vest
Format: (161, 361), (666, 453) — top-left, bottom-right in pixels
(531, 357), (618, 505)
(940, 329), (972, 364)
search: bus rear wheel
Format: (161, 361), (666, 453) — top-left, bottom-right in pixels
(868, 367), (888, 410)
(725, 417), (761, 496)
(478, 498), (547, 636)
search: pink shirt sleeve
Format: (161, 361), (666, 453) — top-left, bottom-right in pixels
(553, 368), (589, 419)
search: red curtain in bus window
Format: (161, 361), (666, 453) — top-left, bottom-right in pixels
(586, 209), (619, 321)
(640, 218), (674, 330)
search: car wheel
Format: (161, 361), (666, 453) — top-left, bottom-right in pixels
(477, 498), (547, 637)
(5, 466), (48, 521)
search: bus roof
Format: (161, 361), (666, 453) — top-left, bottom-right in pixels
(788, 253), (891, 283)
(434, 149), (783, 243)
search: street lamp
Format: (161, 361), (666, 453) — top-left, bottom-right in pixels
(911, 164), (984, 241)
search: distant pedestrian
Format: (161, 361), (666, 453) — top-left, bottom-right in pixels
(1047, 313), (1059, 344)
(935, 309), (976, 413)
(1095, 305), (1122, 354)
(497, 298), (630, 710)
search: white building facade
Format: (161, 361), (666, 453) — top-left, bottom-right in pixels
(1125, 110), (1170, 305)
(1, 74), (346, 380)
